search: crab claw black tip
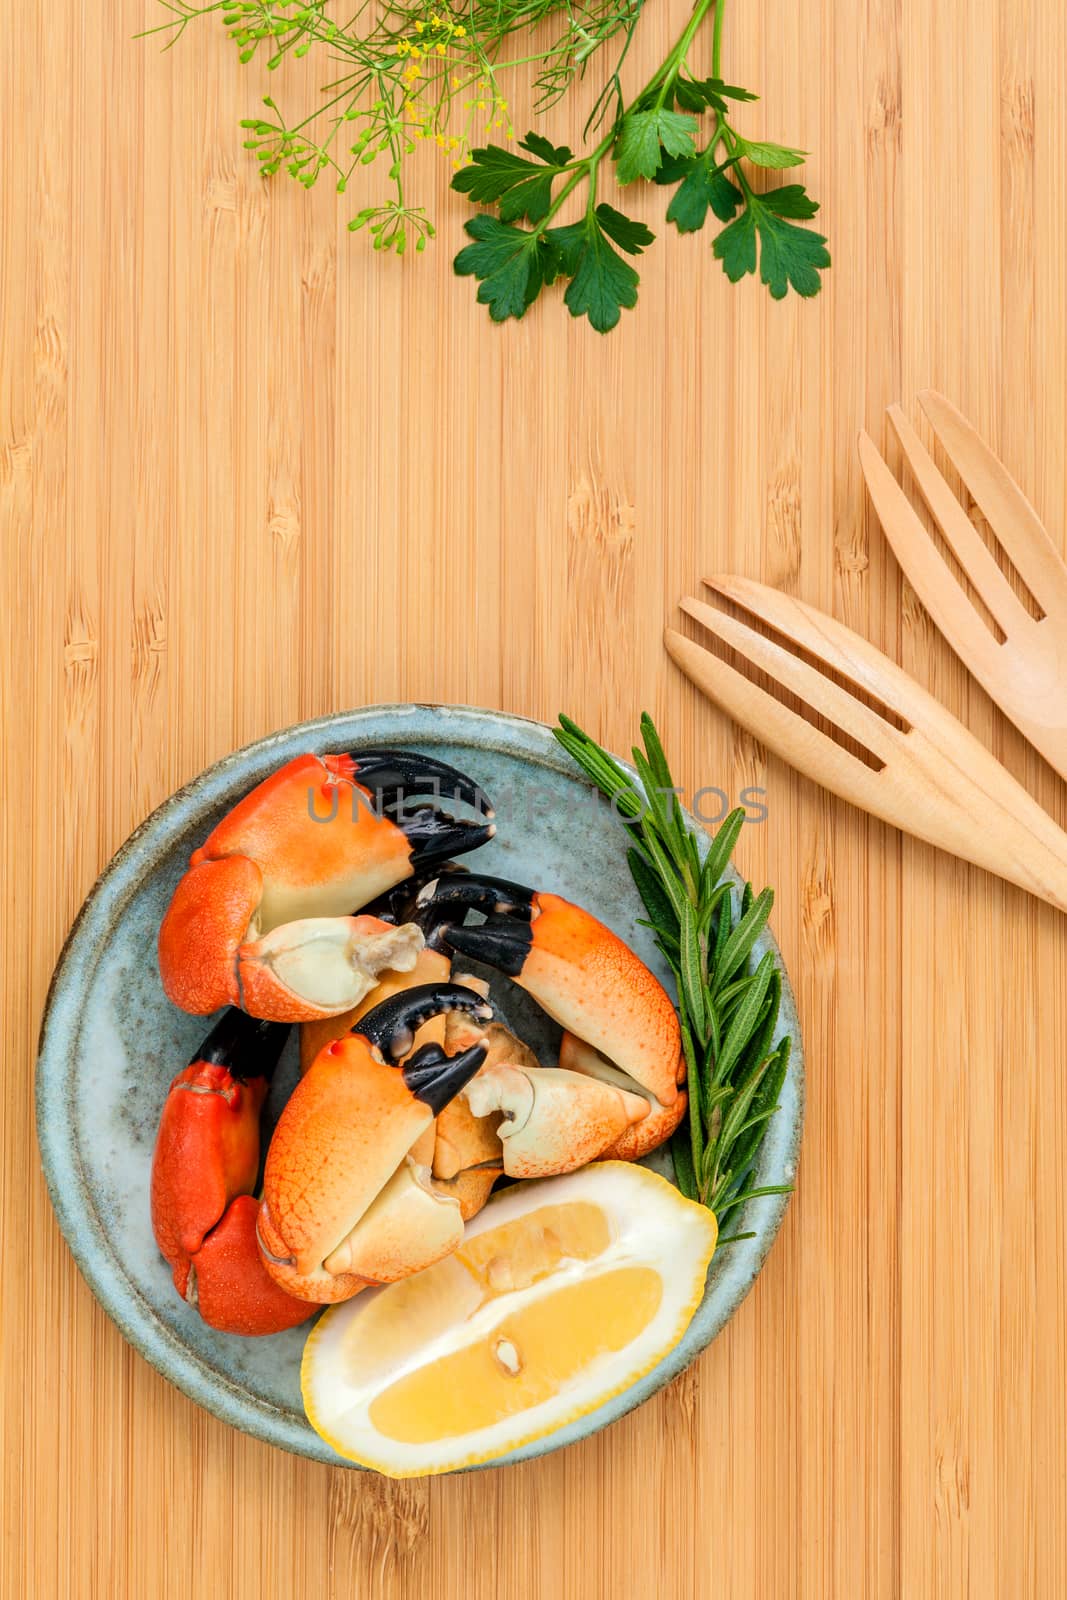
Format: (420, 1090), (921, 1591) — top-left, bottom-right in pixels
(194, 1009), (291, 1082)
(361, 864), (470, 928)
(402, 1039), (489, 1116)
(414, 872), (535, 922)
(346, 748), (494, 819)
(357, 982), (494, 1062)
(442, 916), (534, 979)
(400, 810), (496, 871)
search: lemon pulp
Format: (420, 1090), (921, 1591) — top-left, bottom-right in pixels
(301, 1162), (719, 1476)
(369, 1265), (662, 1443)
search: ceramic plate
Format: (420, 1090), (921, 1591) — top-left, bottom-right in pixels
(36, 704), (803, 1469)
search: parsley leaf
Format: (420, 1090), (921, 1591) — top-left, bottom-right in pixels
(756, 183), (820, 219)
(732, 135), (807, 169)
(674, 76), (760, 114)
(453, 215), (561, 322)
(546, 205), (651, 332)
(451, 134), (573, 224)
(657, 149), (743, 233)
(614, 107), (698, 183)
(594, 202), (655, 254)
(519, 132), (574, 166)
(713, 189), (830, 299)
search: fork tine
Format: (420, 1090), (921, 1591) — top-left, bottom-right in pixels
(703, 573), (1055, 815)
(859, 430), (1007, 676)
(663, 628), (890, 817)
(703, 572), (1003, 745)
(918, 389), (1067, 611)
(669, 585), (1067, 915)
(883, 407), (1035, 639)
(678, 595), (901, 764)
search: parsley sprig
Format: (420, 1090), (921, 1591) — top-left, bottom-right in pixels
(148, 0), (827, 328)
(454, 0), (829, 328)
(555, 713), (793, 1236)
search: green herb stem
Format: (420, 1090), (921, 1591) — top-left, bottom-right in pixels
(554, 713), (794, 1236)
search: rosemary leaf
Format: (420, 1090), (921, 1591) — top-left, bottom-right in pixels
(713, 951), (775, 1083)
(554, 712), (794, 1236)
(701, 807), (746, 889)
(679, 900), (707, 1044)
(713, 886), (774, 992)
(628, 847), (680, 936)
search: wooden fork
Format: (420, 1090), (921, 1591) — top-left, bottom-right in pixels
(665, 576), (1067, 915)
(859, 390), (1067, 781)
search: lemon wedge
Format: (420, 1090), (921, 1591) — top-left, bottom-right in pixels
(301, 1161), (717, 1476)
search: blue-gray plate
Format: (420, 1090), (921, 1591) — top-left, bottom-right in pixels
(36, 704), (803, 1469)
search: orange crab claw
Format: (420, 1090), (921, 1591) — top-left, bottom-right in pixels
(150, 1010), (313, 1335)
(558, 1031), (687, 1161)
(158, 751), (494, 1019)
(258, 984), (493, 1303)
(464, 1062), (649, 1179)
(150, 1010), (287, 1285)
(426, 874), (685, 1108)
(185, 1195), (315, 1336)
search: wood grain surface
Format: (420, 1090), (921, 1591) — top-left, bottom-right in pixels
(4, 0), (1067, 1595)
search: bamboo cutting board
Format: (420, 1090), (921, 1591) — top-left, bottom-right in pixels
(3, 0), (1067, 1595)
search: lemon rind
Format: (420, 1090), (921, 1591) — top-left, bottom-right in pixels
(301, 1162), (717, 1478)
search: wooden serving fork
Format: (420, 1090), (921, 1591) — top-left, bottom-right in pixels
(665, 576), (1067, 916)
(858, 391), (1067, 781)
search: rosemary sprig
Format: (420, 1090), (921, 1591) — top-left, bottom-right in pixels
(554, 712), (793, 1236)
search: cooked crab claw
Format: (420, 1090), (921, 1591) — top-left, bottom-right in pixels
(150, 1010), (313, 1336)
(433, 971), (653, 1185)
(428, 874), (684, 1111)
(557, 1032), (687, 1162)
(257, 984), (493, 1303)
(296, 865), (472, 1074)
(464, 1062), (649, 1179)
(157, 750), (494, 1019)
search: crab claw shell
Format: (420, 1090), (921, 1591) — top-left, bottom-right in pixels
(151, 1061), (267, 1285)
(158, 856), (264, 1014)
(257, 1200), (370, 1305)
(322, 1158), (464, 1282)
(558, 1031), (688, 1162)
(236, 915), (425, 1023)
(185, 1195), (316, 1336)
(298, 945), (452, 1075)
(259, 985), (491, 1302)
(432, 1167), (501, 1221)
(442, 888), (684, 1107)
(259, 1036), (435, 1292)
(463, 1062), (649, 1180)
(159, 751), (494, 1017)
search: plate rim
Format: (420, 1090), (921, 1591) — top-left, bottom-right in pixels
(36, 702), (804, 1470)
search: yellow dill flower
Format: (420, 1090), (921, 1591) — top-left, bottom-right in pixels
(448, 135), (460, 149)
(396, 38), (410, 55)
(454, 23), (466, 36)
(414, 18), (424, 31)
(436, 42), (446, 54)
(435, 132), (447, 147)
(451, 75), (461, 87)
